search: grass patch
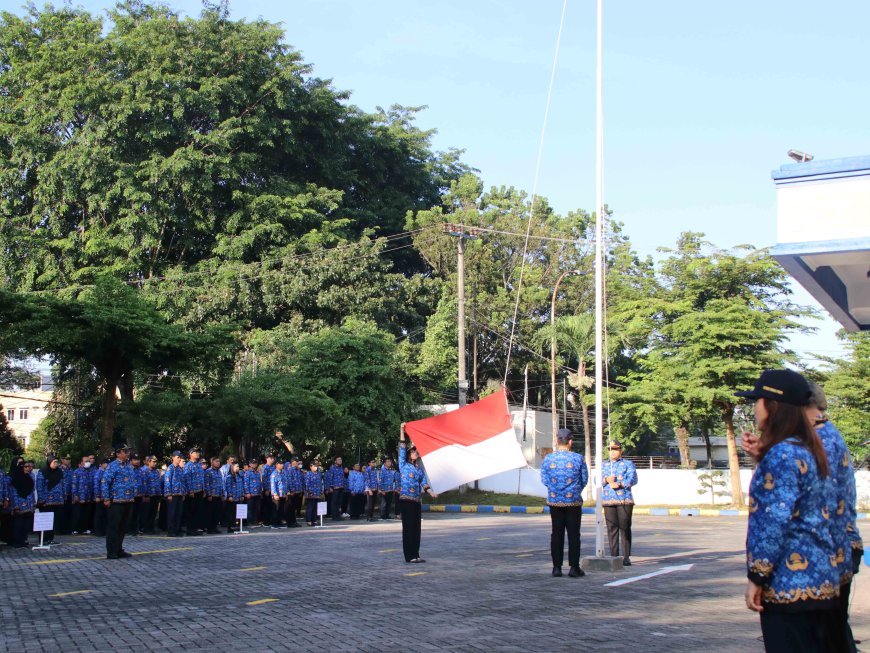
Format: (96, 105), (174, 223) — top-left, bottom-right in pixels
(423, 489), (548, 507)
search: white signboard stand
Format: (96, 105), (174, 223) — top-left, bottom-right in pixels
(317, 501), (327, 528)
(235, 503), (249, 534)
(32, 510), (53, 550)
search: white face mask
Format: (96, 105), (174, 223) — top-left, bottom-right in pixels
(84, 462), (92, 469)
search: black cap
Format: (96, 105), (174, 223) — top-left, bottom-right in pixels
(130, 452), (140, 460)
(113, 443), (130, 453)
(556, 428), (572, 445)
(171, 450), (183, 458)
(188, 446), (201, 454)
(735, 369), (811, 407)
(608, 440), (623, 450)
(249, 459), (259, 465)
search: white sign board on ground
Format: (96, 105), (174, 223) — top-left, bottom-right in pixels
(236, 503), (248, 520)
(317, 501), (327, 516)
(33, 511), (54, 532)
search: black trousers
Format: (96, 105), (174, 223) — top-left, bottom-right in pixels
(106, 502), (132, 557)
(206, 497), (223, 532)
(365, 492), (378, 519)
(286, 494), (300, 524)
(272, 498), (285, 526)
(93, 503), (107, 536)
(341, 488), (349, 514)
(127, 497), (142, 534)
(72, 501), (94, 533)
(12, 511), (32, 547)
(305, 498), (319, 524)
(0, 511), (12, 544)
(223, 500), (238, 530)
(833, 580), (856, 653)
(59, 498), (72, 534)
(261, 491), (273, 525)
(41, 504), (61, 542)
(184, 492), (204, 533)
(140, 496), (158, 532)
(349, 493), (364, 519)
(381, 492), (395, 519)
(330, 489), (344, 520)
(166, 496), (184, 535)
(400, 499), (422, 562)
(246, 496), (260, 526)
(759, 609), (838, 653)
(604, 504), (633, 558)
(549, 505), (582, 569)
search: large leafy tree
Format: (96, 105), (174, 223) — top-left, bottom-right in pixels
(613, 234), (809, 504)
(821, 332), (870, 460)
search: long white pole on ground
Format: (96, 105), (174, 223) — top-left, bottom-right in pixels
(594, 0), (605, 558)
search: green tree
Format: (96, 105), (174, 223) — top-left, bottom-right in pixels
(821, 331), (870, 460)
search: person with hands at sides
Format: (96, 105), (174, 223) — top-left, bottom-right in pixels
(736, 369), (839, 653)
(602, 440), (638, 566)
(398, 423), (438, 563)
(540, 428), (588, 578)
(304, 460), (325, 527)
(101, 444), (137, 560)
(222, 461), (244, 533)
(163, 451), (187, 538)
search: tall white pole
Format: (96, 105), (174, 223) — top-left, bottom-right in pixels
(593, 0), (605, 558)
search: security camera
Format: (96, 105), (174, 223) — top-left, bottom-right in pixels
(787, 149), (814, 163)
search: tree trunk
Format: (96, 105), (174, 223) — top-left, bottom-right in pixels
(701, 430), (713, 468)
(100, 373), (120, 455)
(675, 423), (691, 468)
(722, 406), (744, 507)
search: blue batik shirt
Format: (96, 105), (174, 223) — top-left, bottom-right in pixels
(9, 480), (35, 513)
(163, 465), (187, 496)
(205, 467), (223, 498)
(325, 464), (344, 491)
(601, 458), (638, 506)
(243, 469), (262, 495)
(398, 445), (430, 502)
(379, 466), (399, 492)
(816, 421), (863, 583)
(348, 470), (365, 494)
(141, 467), (161, 496)
(224, 473), (244, 502)
(183, 459), (205, 493)
(746, 438), (839, 611)
(37, 471), (66, 505)
(93, 468), (105, 501)
(540, 450), (588, 507)
(363, 465), (379, 492)
(261, 464), (275, 494)
(285, 466), (304, 493)
(270, 471), (287, 497)
(72, 467), (95, 502)
(61, 465), (74, 499)
(0, 472), (7, 506)
(304, 470), (324, 499)
(101, 460), (137, 503)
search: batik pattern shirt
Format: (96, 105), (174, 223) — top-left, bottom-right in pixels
(363, 466), (379, 492)
(205, 468), (224, 498)
(9, 481), (34, 513)
(325, 465), (344, 491)
(285, 466), (304, 493)
(183, 460), (205, 493)
(601, 458), (638, 506)
(817, 421), (863, 582)
(93, 468), (105, 501)
(398, 445), (430, 502)
(101, 460), (136, 503)
(163, 465), (187, 496)
(72, 467), (95, 502)
(243, 469), (262, 495)
(270, 471), (287, 497)
(304, 470), (324, 500)
(261, 464), (275, 494)
(746, 438), (839, 611)
(61, 465), (74, 500)
(141, 467), (162, 496)
(223, 474), (244, 502)
(378, 466), (399, 493)
(347, 470), (365, 494)
(36, 471), (66, 505)
(540, 450), (588, 507)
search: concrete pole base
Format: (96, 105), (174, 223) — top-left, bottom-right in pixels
(580, 556), (624, 572)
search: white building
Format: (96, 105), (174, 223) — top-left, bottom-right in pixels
(1, 389), (52, 450)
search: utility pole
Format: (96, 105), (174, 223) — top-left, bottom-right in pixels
(443, 223), (479, 407)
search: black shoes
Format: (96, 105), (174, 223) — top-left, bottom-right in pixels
(552, 567), (563, 577)
(408, 558), (426, 563)
(119, 551), (133, 558)
(568, 566), (585, 578)
(623, 557), (631, 566)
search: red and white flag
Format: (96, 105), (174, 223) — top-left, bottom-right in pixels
(404, 388), (527, 494)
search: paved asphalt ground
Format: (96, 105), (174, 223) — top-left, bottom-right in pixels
(0, 514), (866, 652)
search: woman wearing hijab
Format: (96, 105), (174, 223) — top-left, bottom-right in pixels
(9, 457), (36, 548)
(0, 456), (17, 544)
(36, 455), (65, 544)
(736, 369), (839, 652)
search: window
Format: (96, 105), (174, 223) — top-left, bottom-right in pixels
(19, 409), (28, 420)
(6, 409), (12, 421)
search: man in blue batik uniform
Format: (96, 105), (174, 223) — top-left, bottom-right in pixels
(183, 447), (205, 535)
(101, 444), (137, 559)
(204, 457), (224, 534)
(163, 451), (187, 537)
(325, 457), (345, 521)
(602, 440), (638, 566)
(540, 428), (588, 578)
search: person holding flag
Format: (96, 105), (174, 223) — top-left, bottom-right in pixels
(398, 423), (437, 563)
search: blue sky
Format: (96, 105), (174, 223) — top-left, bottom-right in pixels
(62, 1), (870, 363)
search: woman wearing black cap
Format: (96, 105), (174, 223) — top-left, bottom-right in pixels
(736, 369), (839, 652)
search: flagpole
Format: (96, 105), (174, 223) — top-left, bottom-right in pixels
(593, 0), (605, 559)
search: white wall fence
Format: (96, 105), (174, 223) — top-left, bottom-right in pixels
(475, 467), (870, 508)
